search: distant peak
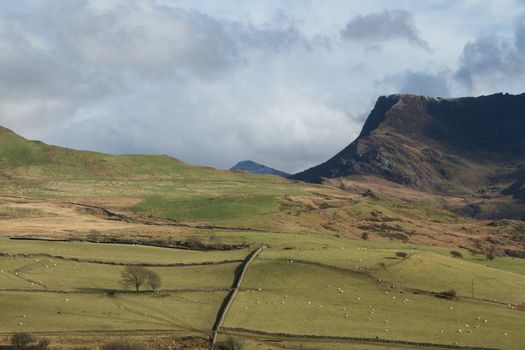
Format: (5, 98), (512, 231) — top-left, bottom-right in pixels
(231, 160), (290, 177)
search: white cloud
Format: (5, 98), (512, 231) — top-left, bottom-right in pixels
(0, 0), (522, 173)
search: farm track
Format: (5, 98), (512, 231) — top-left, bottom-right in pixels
(221, 327), (501, 350)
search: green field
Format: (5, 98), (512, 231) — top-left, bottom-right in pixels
(1, 236), (524, 349)
(223, 248), (525, 350)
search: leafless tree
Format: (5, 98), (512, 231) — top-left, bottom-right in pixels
(147, 270), (161, 292)
(121, 266), (149, 292)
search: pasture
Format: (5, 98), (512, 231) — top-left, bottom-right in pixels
(1, 235), (524, 349)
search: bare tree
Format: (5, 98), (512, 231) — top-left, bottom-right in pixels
(147, 270), (161, 292)
(121, 266), (149, 292)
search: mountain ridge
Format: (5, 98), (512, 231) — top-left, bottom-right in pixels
(291, 92), (525, 218)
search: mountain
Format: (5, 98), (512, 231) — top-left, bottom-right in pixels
(292, 93), (525, 218)
(230, 160), (290, 177)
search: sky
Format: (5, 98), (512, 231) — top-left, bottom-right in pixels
(0, 0), (524, 173)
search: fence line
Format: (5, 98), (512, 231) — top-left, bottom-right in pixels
(210, 247), (263, 349)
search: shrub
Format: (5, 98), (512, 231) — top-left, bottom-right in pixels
(438, 289), (459, 300)
(86, 230), (102, 242)
(395, 251), (407, 258)
(101, 340), (146, 350)
(486, 253), (495, 261)
(450, 250), (463, 259)
(11, 332), (35, 348)
(218, 337), (244, 350)
(36, 338), (51, 350)
(185, 236), (203, 249)
(361, 232), (369, 240)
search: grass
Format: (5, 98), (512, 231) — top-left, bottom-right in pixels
(132, 194), (278, 223)
(1, 232), (524, 350)
(0, 257), (239, 291)
(0, 290), (225, 333)
(1, 128), (525, 349)
(0, 239), (249, 264)
(225, 252), (525, 349)
(0, 239), (237, 337)
(374, 251), (525, 304)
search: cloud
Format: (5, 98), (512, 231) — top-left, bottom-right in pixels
(455, 14), (525, 89)
(341, 9), (430, 50)
(0, 1), (522, 173)
(397, 71), (450, 97)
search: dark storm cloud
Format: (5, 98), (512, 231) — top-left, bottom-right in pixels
(455, 15), (525, 87)
(341, 10), (430, 50)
